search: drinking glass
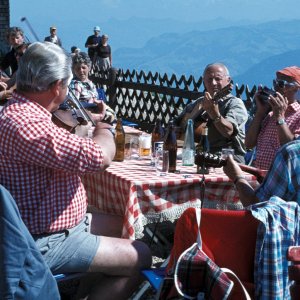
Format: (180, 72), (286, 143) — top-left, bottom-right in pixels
(127, 136), (140, 160)
(139, 133), (152, 157)
(221, 148), (235, 160)
(155, 150), (169, 176)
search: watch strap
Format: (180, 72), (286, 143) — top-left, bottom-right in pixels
(276, 118), (286, 125)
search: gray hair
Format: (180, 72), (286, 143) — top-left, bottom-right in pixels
(203, 63), (230, 77)
(16, 42), (72, 92)
(72, 52), (91, 68)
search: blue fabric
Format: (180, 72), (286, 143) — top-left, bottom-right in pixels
(0, 185), (60, 300)
(249, 196), (300, 299)
(97, 88), (107, 101)
(256, 139), (300, 204)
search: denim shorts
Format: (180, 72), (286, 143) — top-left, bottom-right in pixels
(33, 214), (100, 274)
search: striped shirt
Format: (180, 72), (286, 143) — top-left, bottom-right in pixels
(255, 101), (300, 170)
(0, 92), (104, 234)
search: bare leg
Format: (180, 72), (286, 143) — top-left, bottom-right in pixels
(76, 212), (152, 299)
(89, 212), (124, 237)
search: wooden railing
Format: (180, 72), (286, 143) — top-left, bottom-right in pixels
(90, 67), (257, 132)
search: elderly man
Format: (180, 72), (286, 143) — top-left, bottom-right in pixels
(0, 42), (151, 300)
(176, 62), (248, 163)
(245, 66), (300, 170)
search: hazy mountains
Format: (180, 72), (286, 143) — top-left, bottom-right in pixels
(18, 15), (300, 88)
(113, 19), (300, 87)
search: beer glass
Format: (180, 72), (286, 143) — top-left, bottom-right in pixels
(139, 133), (152, 157)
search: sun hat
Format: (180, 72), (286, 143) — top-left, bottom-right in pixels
(94, 26), (101, 32)
(276, 66), (300, 85)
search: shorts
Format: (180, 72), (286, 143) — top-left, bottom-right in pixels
(33, 214), (100, 274)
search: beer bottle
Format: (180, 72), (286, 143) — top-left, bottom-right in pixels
(196, 126), (210, 174)
(113, 118), (125, 162)
(163, 120), (177, 173)
(151, 118), (165, 152)
(182, 119), (195, 166)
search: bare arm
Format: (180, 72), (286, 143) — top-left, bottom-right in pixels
(223, 155), (259, 207)
(202, 91), (234, 138)
(92, 122), (116, 168)
(269, 92), (296, 145)
(245, 90), (270, 148)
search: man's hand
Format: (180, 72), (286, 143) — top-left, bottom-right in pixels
(0, 81), (7, 91)
(254, 86), (272, 116)
(93, 100), (106, 121)
(202, 91), (220, 120)
(269, 92), (288, 120)
(223, 155), (243, 181)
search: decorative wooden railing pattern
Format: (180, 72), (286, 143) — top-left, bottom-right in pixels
(90, 67), (257, 132)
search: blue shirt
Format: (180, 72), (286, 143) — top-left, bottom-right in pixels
(249, 196), (300, 299)
(256, 139), (300, 204)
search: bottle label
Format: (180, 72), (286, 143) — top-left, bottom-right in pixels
(182, 149), (195, 166)
(153, 141), (164, 157)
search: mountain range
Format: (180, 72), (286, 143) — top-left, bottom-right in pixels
(15, 15), (300, 88)
(112, 19), (300, 87)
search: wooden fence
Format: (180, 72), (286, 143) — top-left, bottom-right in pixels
(89, 67), (257, 132)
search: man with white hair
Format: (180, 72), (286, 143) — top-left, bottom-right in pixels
(176, 62), (248, 163)
(0, 42), (151, 299)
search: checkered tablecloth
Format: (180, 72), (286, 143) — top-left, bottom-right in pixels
(82, 159), (258, 239)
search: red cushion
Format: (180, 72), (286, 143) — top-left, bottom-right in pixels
(167, 208), (215, 272)
(201, 208), (259, 284)
(168, 207), (259, 296)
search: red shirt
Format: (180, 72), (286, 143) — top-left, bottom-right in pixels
(0, 93), (104, 234)
(255, 101), (300, 170)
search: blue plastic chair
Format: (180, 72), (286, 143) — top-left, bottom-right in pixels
(54, 273), (84, 283)
(97, 88), (107, 102)
(122, 119), (138, 127)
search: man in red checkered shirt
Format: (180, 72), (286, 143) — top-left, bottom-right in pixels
(0, 42), (151, 299)
(245, 66), (300, 170)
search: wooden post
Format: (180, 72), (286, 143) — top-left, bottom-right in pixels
(107, 67), (117, 108)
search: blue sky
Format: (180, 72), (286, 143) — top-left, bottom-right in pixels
(9, 0), (300, 52)
(10, 0), (300, 23)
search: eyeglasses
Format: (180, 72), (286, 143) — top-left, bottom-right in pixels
(273, 79), (299, 89)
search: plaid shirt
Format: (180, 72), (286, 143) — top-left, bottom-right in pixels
(255, 101), (300, 170)
(0, 92), (104, 234)
(256, 139), (300, 204)
(249, 196), (300, 299)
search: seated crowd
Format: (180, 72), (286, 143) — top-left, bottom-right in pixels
(0, 24), (300, 299)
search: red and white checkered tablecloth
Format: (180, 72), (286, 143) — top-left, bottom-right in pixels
(82, 158), (258, 239)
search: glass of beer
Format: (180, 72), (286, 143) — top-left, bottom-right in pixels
(139, 133), (152, 157)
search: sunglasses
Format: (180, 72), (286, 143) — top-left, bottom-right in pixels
(273, 79), (299, 89)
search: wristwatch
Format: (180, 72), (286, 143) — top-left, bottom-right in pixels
(213, 114), (222, 123)
(276, 118), (286, 126)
